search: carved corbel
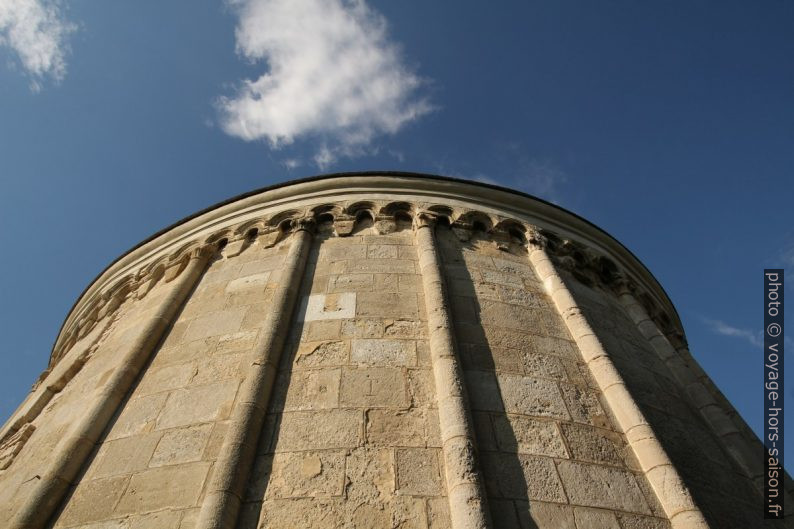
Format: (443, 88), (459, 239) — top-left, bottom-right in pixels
(333, 214), (356, 237)
(373, 215), (397, 235)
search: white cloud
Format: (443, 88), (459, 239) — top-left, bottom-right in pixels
(218, 0), (433, 168)
(0, 0), (75, 89)
(703, 317), (763, 349)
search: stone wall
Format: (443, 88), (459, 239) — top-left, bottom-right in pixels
(0, 174), (785, 529)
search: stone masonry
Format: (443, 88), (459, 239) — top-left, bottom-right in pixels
(0, 173), (789, 529)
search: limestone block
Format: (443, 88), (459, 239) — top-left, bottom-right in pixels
(107, 393), (168, 440)
(340, 367), (408, 408)
(265, 450), (346, 499)
(351, 339), (417, 366)
(520, 501), (575, 529)
(155, 379), (239, 430)
(391, 496), (428, 529)
(276, 369), (341, 411)
(56, 475), (130, 527)
(491, 414), (568, 458)
(225, 272), (271, 294)
(190, 352), (244, 385)
(398, 274), (421, 293)
(327, 273), (374, 293)
(214, 330), (258, 356)
(356, 292), (419, 319)
(91, 432), (162, 478)
(152, 338), (216, 368)
(269, 410), (361, 452)
(407, 369), (436, 409)
(149, 424), (212, 467)
(522, 352), (567, 380)
(346, 259), (416, 274)
(367, 409), (432, 447)
(304, 320), (342, 342)
(202, 421), (228, 461)
(344, 447), (395, 502)
(136, 362), (196, 396)
(572, 507), (620, 529)
(128, 509), (183, 529)
(480, 453), (566, 502)
(480, 268), (524, 287)
(529, 335), (580, 360)
(497, 374), (570, 420)
(181, 307), (246, 341)
(490, 499), (521, 528)
(297, 293), (356, 321)
(427, 497), (452, 529)
(395, 448), (443, 496)
(617, 514), (671, 529)
(560, 383), (609, 427)
(340, 318), (384, 338)
(115, 462), (211, 515)
(256, 498), (344, 529)
(464, 370), (503, 412)
(556, 461), (651, 514)
(384, 319), (426, 339)
(320, 244), (367, 262)
(368, 244), (399, 259)
(238, 254), (286, 276)
(560, 423), (626, 467)
(292, 340), (348, 369)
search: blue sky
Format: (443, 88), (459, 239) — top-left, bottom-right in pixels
(1, 1), (792, 469)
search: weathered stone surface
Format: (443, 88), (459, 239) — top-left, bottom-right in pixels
(107, 393), (168, 440)
(396, 448), (443, 496)
(560, 423), (625, 467)
(9, 179), (767, 529)
(497, 374), (571, 420)
(480, 453), (566, 502)
(340, 367), (408, 408)
(149, 424), (212, 467)
(182, 307), (247, 341)
(556, 461), (651, 514)
(115, 462), (211, 515)
(520, 500), (575, 529)
(269, 410), (361, 452)
(264, 450), (345, 499)
(155, 379), (239, 429)
(351, 339), (417, 366)
(277, 369), (340, 411)
(298, 293), (356, 321)
(491, 414), (568, 457)
(57, 475), (129, 526)
(91, 432), (161, 478)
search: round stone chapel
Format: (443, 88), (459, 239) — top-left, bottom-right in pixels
(0, 173), (788, 529)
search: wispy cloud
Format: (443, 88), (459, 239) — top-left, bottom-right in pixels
(218, 0), (433, 169)
(0, 0), (75, 90)
(702, 317), (763, 349)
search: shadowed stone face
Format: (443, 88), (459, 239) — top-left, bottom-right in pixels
(0, 175), (774, 529)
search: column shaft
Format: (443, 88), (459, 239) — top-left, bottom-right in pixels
(526, 241), (709, 529)
(414, 219), (492, 529)
(616, 290), (767, 486)
(195, 226), (312, 529)
(10, 248), (212, 529)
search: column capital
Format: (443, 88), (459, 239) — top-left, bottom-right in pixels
(413, 211), (437, 230)
(526, 225), (549, 250)
(292, 216), (317, 234)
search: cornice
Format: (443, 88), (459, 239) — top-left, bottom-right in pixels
(50, 172), (684, 366)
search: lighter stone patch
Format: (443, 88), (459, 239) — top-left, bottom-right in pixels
(297, 293), (356, 321)
(351, 339), (416, 366)
(225, 272), (270, 293)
